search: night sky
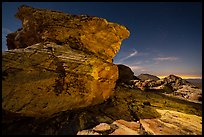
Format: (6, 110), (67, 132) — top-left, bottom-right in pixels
(2, 2), (202, 79)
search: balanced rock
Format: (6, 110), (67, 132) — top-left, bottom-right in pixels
(2, 5), (130, 117)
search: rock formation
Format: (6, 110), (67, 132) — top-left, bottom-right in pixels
(129, 74), (202, 103)
(2, 5), (130, 117)
(137, 73), (160, 81)
(117, 64), (140, 85)
(2, 78), (202, 135)
(140, 109), (202, 135)
(77, 119), (143, 135)
(77, 109), (202, 135)
(6, 5), (129, 63)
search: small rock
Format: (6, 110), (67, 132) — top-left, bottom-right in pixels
(92, 123), (111, 132)
(77, 130), (101, 135)
(110, 119), (140, 135)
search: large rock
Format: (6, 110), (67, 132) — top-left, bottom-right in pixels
(2, 6), (130, 117)
(6, 5), (129, 63)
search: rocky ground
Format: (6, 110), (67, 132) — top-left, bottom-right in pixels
(78, 109), (202, 135)
(2, 85), (202, 135)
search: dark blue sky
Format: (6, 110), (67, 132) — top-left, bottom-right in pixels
(2, 2), (202, 78)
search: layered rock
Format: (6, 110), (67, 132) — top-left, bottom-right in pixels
(2, 81), (202, 135)
(77, 120), (142, 135)
(2, 5), (130, 117)
(6, 5), (129, 63)
(140, 109), (202, 135)
(77, 109), (202, 135)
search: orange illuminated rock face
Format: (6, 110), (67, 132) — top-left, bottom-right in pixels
(3, 5), (130, 117)
(6, 5), (130, 62)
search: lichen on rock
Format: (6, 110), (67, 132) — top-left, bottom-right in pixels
(2, 5), (130, 117)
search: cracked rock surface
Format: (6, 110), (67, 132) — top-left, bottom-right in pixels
(2, 5), (129, 117)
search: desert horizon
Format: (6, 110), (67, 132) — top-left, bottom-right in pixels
(157, 75), (202, 79)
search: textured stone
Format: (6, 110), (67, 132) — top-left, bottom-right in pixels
(77, 120), (141, 135)
(110, 120), (140, 135)
(140, 109), (202, 135)
(6, 5), (130, 63)
(92, 123), (111, 132)
(77, 130), (101, 135)
(2, 5), (130, 117)
(2, 43), (118, 117)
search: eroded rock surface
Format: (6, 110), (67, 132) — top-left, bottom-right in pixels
(6, 5), (129, 63)
(2, 84), (202, 135)
(77, 119), (143, 135)
(2, 5), (130, 117)
(140, 109), (202, 135)
(77, 109), (202, 135)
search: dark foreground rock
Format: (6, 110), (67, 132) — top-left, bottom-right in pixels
(117, 64), (140, 85)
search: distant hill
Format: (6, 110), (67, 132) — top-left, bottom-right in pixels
(131, 74), (202, 103)
(137, 73), (160, 81)
(185, 79), (202, 89)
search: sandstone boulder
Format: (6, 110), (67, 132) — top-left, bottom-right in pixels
(6, 5), (129, 63)
(2, 6), (130, 117)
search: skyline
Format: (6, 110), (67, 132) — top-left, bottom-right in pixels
(2, 2), (202, 79)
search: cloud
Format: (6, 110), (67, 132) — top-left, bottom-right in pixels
(133, 61), (142, 65)
(129, 65), (147, 72)
(119, 50), (138, 62)
(153, 57), (179, 61)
